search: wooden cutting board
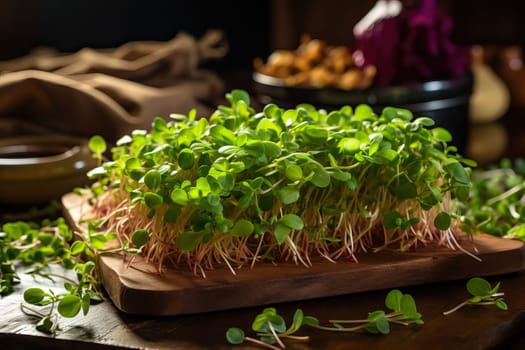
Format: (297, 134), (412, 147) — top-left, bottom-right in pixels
(62, 192), (525, 316)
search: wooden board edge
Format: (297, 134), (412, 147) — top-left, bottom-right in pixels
(97, 238), (525, 316)
(62, 192), (525, 316)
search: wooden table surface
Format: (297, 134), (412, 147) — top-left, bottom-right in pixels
(2, 261), (525, 350)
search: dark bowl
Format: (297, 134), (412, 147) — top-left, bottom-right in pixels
(252, 72), (473, 153)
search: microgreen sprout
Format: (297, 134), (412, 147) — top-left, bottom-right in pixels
(1, 219), (73, 296)
(226, 308), (318, 349)
(308, 289), (423, 334)
(226, 290), (423, 348)
(443, 277), (507, 315)
(88, 135), (107, 165)
(0, 218), (104, 334)
(457, 158), (525, 240)
(84, 89), (476, 275)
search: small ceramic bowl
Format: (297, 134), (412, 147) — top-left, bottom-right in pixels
(0, 134), (97, 205)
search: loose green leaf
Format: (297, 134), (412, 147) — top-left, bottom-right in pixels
(81, 294), (91, 316)
(467, 277), (492, 297)
(302, 315), (320, 326)
(24, 288), (46, 305)
(57, 295), (82, 318)
(400, 294), (419, 319)
(385, 289), (403, 312)
(375, 316), (390, 335)
(225, 327), (245, 345)
(495, 299), (508, 310)
(444, 277), (508, 315)
(36, 316), (54, 334)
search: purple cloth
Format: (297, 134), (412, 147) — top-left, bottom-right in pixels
(355, 0), (470, 87)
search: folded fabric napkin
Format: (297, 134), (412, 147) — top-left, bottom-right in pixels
(0, 30), (227, 142)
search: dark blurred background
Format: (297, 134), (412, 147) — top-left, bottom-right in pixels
(1, 1), (523, 63)
(0, 0), (524, 162)
(0, 0), (272, 71)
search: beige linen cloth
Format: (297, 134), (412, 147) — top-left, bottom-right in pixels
(0, 31), (227, 142)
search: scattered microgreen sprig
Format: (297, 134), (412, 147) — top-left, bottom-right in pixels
(0, 218), (107, 335)
(0, 219), (73, 296)
(226, 289), (423, 348)
(226, 308), (318, 349)
(308, 289), (423, 335)
(458, 158), (525, 240)
(21, 259), (101, 335)
(443, 277), (507, 315)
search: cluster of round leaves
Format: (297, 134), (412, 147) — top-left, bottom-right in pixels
(457, 158), (525, 239)
(87, 89), (475, 269)
(1, 219), (73, 296)
(0, 218), (106, 334)
(443, 277), (507, 315)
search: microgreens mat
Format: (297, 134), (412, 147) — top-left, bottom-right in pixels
(84, 89), (476, 275)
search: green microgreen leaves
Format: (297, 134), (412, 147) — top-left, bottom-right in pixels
(274, 214), (304, 245)
(24, 287), (46, 304)
(227, 308), (315, 349)
(1, 219), (76, 296)
(276, 187), (300, 205)
(131, 229), (149, 248)
(225, 327), (246, 345)
(434, 212), (452, 230)
(227, 279), (507, 349)
(383, 211), (419, 230)
(178, 148), (195, 170)
(175, 231), (207, 251)
(285, 164), (303, 181)
(231, 220), (254, 237)
(0, 218), (105, 335)
(309, 289), (423, 335)
(85, 89), (476, 275)
(443, 277), (507, 315)
(57, 294), (82, 317)
(227, 289), (423, 349)
(457, 158), (525, 239)
(144, 169), (162, 190)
